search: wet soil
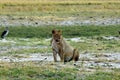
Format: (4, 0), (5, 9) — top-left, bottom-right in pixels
(0, 16), (120, 26)
(0, 52), (120, 70)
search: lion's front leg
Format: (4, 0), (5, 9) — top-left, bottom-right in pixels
(53, 50), (58, 62)
(61, 53), (64, 62)
(58, 49), (64, 62)
(59, 54), (64, 62)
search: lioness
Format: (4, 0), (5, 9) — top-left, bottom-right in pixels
(51, 29), (79, 62)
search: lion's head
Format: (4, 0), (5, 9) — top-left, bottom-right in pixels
(52, 29), (62, 44)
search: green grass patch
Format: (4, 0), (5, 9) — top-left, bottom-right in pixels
(0, 25), (120, 53)
(0, 62), (120, 80)
(0, 25), (120, 38)
(6, 47), (51, 55)
(84, 71), (120, 80)
(0, 62), (78, 80)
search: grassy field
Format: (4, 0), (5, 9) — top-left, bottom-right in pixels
(0, 62), (119, 80)
(0, 0), (120, 80)
(0, 25), (120, 80)
(0, 25), (120, 38)
(0, 0), (120, 18)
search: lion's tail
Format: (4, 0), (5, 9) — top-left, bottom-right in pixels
(72, 49), (79, 61)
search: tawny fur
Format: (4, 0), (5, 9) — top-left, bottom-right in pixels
(51, 29), (79, 62)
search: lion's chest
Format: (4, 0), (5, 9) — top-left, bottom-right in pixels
(51, 40), (60, 53)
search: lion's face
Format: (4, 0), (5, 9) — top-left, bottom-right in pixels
(52, 29), (62, 44)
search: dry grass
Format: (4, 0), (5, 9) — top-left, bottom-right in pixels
(0, 0), (120, 18)
(0, 0), (120, 4)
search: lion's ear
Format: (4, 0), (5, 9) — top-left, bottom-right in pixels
(58, 30), (62, 35)
(52, 29), (56, 34)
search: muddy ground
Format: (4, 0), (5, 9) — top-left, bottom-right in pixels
(0, 52), (120, 67)
(0, 51), (120, 73)
(0, 16), (120, 26)
(0, 37), (120, 73)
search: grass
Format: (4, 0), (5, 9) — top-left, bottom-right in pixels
(84, 71), (120, 80)
(0, 0), (120, 18)
(0, 62), (78, 80)
(0, 35), (119, 80)
(0, 35), (120, 56)
(0, 0), (120, 79)
(0, 25), (120, 56)
(0, 62), (120, 80)
(0, 25), (120, 38)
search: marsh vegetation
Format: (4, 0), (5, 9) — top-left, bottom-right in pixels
(0, 26), (120, 79)
(0, 0), (120, 80)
